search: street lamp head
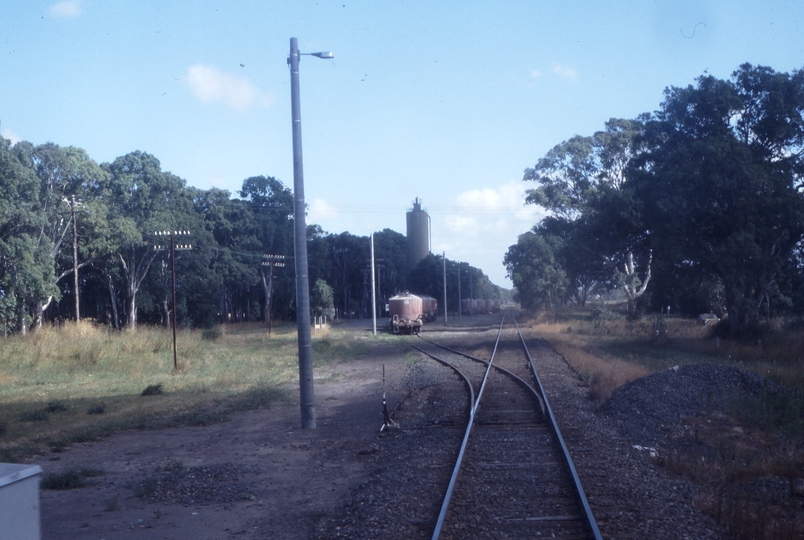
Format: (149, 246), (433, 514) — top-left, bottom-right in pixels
(310, 51), (334, 59)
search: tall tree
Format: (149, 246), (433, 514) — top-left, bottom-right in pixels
(0, 139), (58, 334)
(29, 143), (110, 326)
(310, 278), (334, 318)
(523, 118), (649, 310)
(238, 176), (294, 324)
(632, 64), (804, 334)
(328, 232), (369, 317)
(504, 231), (568, 312)
(524, 135), (596, 221)
(372, 228), (409, 302)
(102, 151), (191, 329)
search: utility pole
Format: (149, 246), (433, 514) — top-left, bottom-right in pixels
(443, 252), (448, 326)
(375, 262), (385, 319)
(458, 264), (462, 321)
(154, 230), (191, 370)
(71, 196), (80, 322)
(261, 255), (286, 335)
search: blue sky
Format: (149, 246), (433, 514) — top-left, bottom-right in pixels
(2, 1), (802, 287)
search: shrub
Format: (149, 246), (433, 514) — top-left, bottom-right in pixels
(105, 494), (120, 512)
(201, 326), (223, 341)
(44, 401), (68, 413)
(134, 478), (158, 497)
(41, 469), (86, 490)
(87, 403), (106, 415)
(19, 410), (48, 422)
(591, 301), (620, 321)
(141, 384), (163, 396)
(40, 467), (105, 490)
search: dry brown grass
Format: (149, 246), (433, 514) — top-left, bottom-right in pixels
(536, 331), (650, 401)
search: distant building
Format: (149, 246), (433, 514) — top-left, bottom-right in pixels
(406, 197), (431, 268)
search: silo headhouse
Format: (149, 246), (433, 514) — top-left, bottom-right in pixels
(406, 197), (431, 267)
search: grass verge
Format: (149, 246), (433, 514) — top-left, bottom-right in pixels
(0, 320), (394, 462)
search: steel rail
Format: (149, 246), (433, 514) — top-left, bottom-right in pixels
(410, 346), (476, 421)
(418, 334), (546, 418)
(427, 313), (507, 540)
(513, 316), (604, 540)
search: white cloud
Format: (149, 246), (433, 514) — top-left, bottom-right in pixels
(530, 69), (544, 79)
(444, 214), (478, 234)
(433, 181), (546, 287)
(1, 128), (22, 145)
(186, 64), (275, 110)
(553, 63), (577, 79)
(308, 199), (341, 222)
(49, 0), (81, 18)
(449, 181), (543, 226)
(207, 174), (229, 189)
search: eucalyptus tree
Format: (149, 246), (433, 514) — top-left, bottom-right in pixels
(192, 187), (257, 322)
(0, 139), (56, 334)
(504, 231), (568, 312)
(632, 63), (804, 334)
(372, 228), (409, 302)
(102, 151), (192, 329)
(310, 278), (334, 318)
(26, 143), (112, 326)
(306, 224), (332, 314)
(327, 232), (369, 317)
(409, 253), (446, 302)
(523, 117), (650, 312)
(238, 176), (294, 323)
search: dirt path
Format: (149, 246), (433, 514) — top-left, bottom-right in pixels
(32, 353), (406, 540)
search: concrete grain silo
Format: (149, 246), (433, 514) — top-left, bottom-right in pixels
(406, 197), (431, 268)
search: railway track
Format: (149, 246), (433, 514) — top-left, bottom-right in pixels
(413, 313), (602, 540)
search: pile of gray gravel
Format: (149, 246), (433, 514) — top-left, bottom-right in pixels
(598, 363), (777, 449)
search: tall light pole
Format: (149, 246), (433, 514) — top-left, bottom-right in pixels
(370, 233), (377, 336)
(288, 37), (333, 429)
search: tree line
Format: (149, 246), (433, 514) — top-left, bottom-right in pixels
(505, 63), (804, 337)
(0, 133), (501, 335)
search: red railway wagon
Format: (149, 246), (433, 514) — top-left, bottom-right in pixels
(389, 292), (424, 334)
